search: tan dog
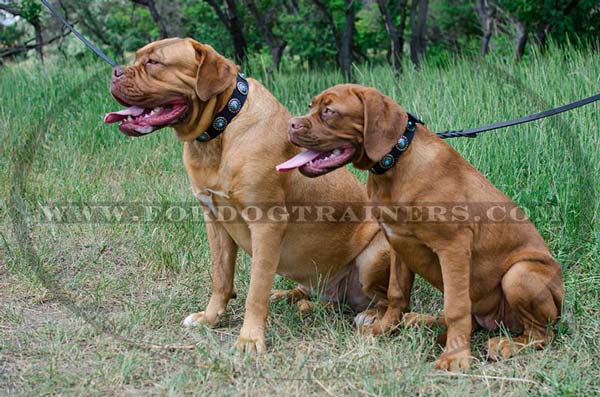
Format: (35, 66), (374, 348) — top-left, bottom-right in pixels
(105, 39), (391, 353)
(282, 84), (564, 370)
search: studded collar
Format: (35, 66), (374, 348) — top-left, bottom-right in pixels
(196, 73), (249, 143)
(369, 112), (424, 175)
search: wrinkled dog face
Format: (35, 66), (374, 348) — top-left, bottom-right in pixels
(105, 38), (237, 137)
(281, 84), (407, 177)
(283, 85), (365, 177)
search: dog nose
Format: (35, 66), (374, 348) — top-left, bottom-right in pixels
(289, 118), (307, 132)
(112, 66), (125, 80)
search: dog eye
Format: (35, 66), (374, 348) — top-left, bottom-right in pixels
(322, 107), (335, 116)
(146, 59), (161, 66)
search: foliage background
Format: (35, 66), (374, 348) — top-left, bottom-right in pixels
(1, 0), (599, 72)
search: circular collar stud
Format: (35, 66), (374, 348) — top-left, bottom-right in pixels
(197, 131), (211, 142)
(228, 98), (242, 113)
(396, 135), (409, 151)
(379, 154), (396, 169)
(237, 81), (249, 95)
(213, 116), (228, 131)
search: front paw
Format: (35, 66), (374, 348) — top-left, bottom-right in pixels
(434, 349), (472, 372)
(181, 310), (222, 328)
(234, 326), (266, 355)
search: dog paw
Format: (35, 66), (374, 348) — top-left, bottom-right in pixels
(486, 337), (524, 361)
(181, 311), (221, 328)
(358, 319), (393, 337)
(270, 288), (307, 303)
(401, 312), (438, 327)
(434, 349), (472, 372)
(354, 307), (385, 327)
(296, 299), (315, 314)
(270, 289), (292, 302)
(234, 327), (266, 355)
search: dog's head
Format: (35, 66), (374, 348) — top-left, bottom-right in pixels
(279, 84), (408, 177)
(105, 38), (239, 138)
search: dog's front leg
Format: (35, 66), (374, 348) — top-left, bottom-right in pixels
(183, 213), (238, 328)
(235, 221), (286, 354)
(432, 232), (473, 371)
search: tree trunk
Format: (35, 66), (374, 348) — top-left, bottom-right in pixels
(310, 0), (355, 78)
(339, 0), (356, 79)
(131, 0), (171, 38)
(244, 0), (287, 71)
(147, 1), (170, 38)
(224, 0), (248, 64)
(535, 22), (549, 52)
(310, 0), (340, 51)
(271, 41), (287, 71)
(376, 0), (407, 73)
(514, 20), (527, 60)
(205, 0), (248, 64)
(409, 0), (428, 67)
(475, 0), (495, 56)
(33, 21), (44, 62)
(0, 3), (45, 61)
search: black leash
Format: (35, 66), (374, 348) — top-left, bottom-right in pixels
(437, 93), (600, 139)
(41, 0), (117, 67)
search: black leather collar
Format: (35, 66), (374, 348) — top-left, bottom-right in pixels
(369, 112), (424, 175)
(196, 73), (249, 142)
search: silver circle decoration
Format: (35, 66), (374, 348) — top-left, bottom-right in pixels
(213, 116), (228, 131)
(228, 98), (242, 113)
(396, 135), (409, 151)
(197, 132), (211, 142)
(379, 154), (396, 169)
(237, 81), (249, 95)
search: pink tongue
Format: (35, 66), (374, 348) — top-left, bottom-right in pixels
(104, 106), (146, 124)
(276, 150), (322, 172)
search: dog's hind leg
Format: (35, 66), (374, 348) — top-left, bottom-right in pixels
(355, 231), (391, 302)
(359, 250), (414, 336)
(353, 231), (391, 326)
(270, 286), (317, 315)
(183, 218), (238, 328)
(270, 286), (310, 303)
(401, 312), (445, 328)
(486, 260), (564, 361)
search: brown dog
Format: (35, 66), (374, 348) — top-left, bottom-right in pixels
(282, 84), (564, 370)
(105, 39), (392, 353)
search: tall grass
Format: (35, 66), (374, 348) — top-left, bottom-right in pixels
(1, 43), (599, 395)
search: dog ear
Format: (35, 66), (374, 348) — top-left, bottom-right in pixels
(191, 41), (238, 101)
(358, 88), (408, 162)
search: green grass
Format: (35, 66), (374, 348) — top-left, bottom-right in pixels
(1, 44), (600, 395)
